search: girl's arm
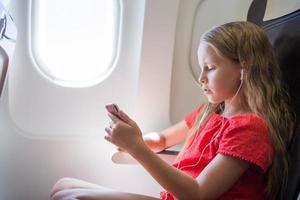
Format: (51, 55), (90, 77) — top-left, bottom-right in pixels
(105, 111), (249, 199)
(143, 120), (189, 152)
(133, 144), (249, 200)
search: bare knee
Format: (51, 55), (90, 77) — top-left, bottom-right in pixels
(51, 188), (105, 200)
(50, 177), (79, 198)
(54, 177), (79, 187)
(51, 189), (77, 200)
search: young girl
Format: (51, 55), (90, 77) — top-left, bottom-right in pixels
(50, 21), (293, 200)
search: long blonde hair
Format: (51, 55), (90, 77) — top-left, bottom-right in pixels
(182, 21), (294, 200)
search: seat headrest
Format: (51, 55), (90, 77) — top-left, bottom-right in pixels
(248, 0), (300, 120)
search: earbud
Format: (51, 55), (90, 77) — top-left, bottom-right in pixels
(240, 69), (244, 81)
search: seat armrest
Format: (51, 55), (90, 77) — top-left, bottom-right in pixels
(110, 149), (179, 165)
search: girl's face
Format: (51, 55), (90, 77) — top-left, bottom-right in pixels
(197, 42), (242, 104)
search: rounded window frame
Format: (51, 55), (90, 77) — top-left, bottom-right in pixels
(30, 0), (123, 88)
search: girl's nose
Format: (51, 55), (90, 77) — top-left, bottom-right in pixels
(198, 74), (207, 84)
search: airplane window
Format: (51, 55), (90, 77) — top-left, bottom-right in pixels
(31, 0), (121, 86)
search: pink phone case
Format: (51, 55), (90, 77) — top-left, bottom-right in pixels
(105, 104), (121, 118)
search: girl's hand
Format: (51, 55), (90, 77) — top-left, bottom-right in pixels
(104, 110), (145, 155)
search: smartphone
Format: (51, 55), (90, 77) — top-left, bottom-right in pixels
(105, 103), (121, 119)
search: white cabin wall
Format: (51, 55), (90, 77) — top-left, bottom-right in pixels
(0, 0), (181, 199)
(134, 0), (180, 133)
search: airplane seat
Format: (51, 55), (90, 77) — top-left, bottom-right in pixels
(0, 1), (17, 98)
(247, 0), (300, 199)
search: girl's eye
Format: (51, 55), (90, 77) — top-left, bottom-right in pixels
(207, 66), (215, 71)
(201, 65), (215, 72)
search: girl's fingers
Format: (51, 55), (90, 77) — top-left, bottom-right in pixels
(119, 110), (134, 124)
(107, 110), (134, 128)
(104, 135), (111, 142)
(105, 127), (112, 135)
(109, 120), (115, 128)
(107, 112), (120, 123)
(104, 126), (113, 143)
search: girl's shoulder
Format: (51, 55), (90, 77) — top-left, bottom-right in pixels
(213, 112), (268, 131)
(216, 113), (273, 172)
(227, 113), (268, 130)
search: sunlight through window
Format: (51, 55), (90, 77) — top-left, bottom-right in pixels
(32, 0), (121, 85)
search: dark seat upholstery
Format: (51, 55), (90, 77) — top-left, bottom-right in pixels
(247, 1), (300, 199)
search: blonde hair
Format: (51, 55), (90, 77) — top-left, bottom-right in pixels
(182, 21), (294, 200)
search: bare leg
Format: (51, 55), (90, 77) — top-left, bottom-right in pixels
(50, 177), (108, 198)
(50, 177), (161, 200)
(51, 188), (161, 200)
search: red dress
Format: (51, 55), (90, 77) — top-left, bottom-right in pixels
(160, 106), (274, 200)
